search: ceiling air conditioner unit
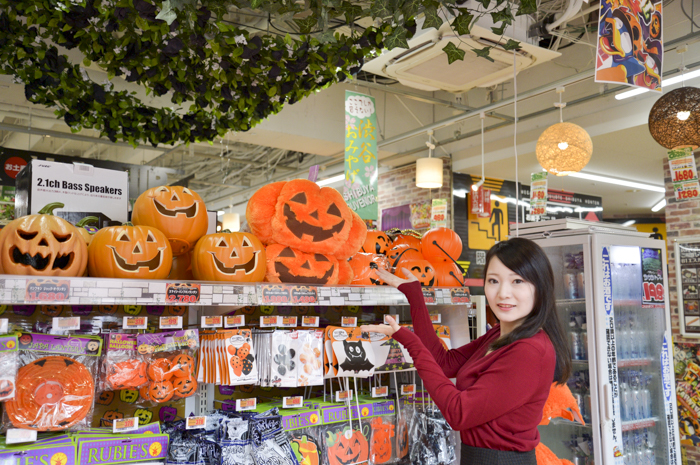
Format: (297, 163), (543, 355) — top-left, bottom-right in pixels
(362, 19), (561, 93)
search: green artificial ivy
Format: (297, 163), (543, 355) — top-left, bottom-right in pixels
(0, 0), (534, 147)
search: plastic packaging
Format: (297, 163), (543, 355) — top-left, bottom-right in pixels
(101, 333), (148, 391)
(0, 334), (19, 401)
(369, 416), (396, 464)
(330, 327), (376, 378)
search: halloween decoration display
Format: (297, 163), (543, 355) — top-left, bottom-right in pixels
(0, 203), (88, 276)
(38, 305), (63, 317)
(396, 260), (436, 287)
(75, 216), (99, 246)
(247, 179), (367, 259)
(96, 391), (114, 406)
(385, 245), (423, 269)
(348, 253), (391, 286)
(324, 425), (370, 465)
(119, 389), (139, 404)
(390, 231), (422, 253)
(199, 329), (257, 386)
(173, 375), (197, 398)
(0, 335), (19, 402)
(88, 223), (173, 280)
(421, 228), (462, 263)
(536, 383), (585, 465)
(102, 333), (148, 392)
(337, 259), (354, 285)
(432, 261), (465, 287)
(169, 252), (194, 281)
(148, 381), (175, 403)
(132, 186), (208, 256)
(100, 410), (124, 427)
(328, 327), (375, 378)
(369, 331), (414, 373)
(291, 434), (321, 465)
(192, 231), (266, 282)
(369, 417), (395, 464)
(361, 231), (391, 255)
(134, 408), (153, 425)
(266, 245), (340, 285)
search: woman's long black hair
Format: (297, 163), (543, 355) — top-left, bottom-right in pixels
(485, 237), (572, 384)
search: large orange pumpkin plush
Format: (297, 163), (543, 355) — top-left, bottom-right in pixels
(391, 231), (422, 253)
(386, 244), (423, 269)
(132, 186), (208, 256)
(266, 245), (339, 285)
(0, 202), (87, 276)
(433, 261), (465, 287)
(536, 383), (584, 465)
(246, 179), (367, 259)
(191, 231), (266, 282)
(337, 259), (354, 285)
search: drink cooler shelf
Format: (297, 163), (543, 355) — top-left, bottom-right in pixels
(546, 418), (592, 429)
(621, 417), (659, 432)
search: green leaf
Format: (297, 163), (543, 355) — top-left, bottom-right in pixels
(316, 30), (336, 43)
(250, 0), (264, 9)
(475, 0), (491, 8)
(370, 0), (392, 19)
(384, 25), (409, 50)
(472, 46), (495, 62)
(502, 39), (520, 50)
(83, 57), (91, 67)
(400, 0), (422, 18)
(491, 23), (507, 35)
(156, 0), (178, 26)
(293, 14), (318, 34)
(452, 11), (473, 35)
(517, 0), (537, 15)
(491, 8), (513, 26)
(422, 6), (442, 30)
(442, 42), (465, 64)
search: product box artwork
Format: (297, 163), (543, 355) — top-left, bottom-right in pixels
(15, 159), (129, 225)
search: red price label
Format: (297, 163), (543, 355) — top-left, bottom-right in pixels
(674, 169), (696, 182)
(166, 283), (200, 304)
(236, 398), (257, 411)
(25, 280), (69, 302)
(290, 286), (318, 304)
(261, 285), (291, 304)
(450, 288), (471, 304)
(679, 188), (699, 199)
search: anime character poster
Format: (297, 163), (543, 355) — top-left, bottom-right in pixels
(595, 0), (663, 91)
(674, 343), (700, 446)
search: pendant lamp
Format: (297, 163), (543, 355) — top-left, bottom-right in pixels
(536, 87), (593, 176)
(416, 130), (443, 188)
(648, 87), (700, 150)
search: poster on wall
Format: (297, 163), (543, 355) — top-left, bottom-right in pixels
(641, 248), (665, 308)
(380, 201), (432, 231)
(344, 91), (378, 220)
(675, 238), (700, 337)
(431, 199), (448, 228)
(595, 0), (662, 91)
(669, 148), (700, 201)
(674, 343), (700, 446)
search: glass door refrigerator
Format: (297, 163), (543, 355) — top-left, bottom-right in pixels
(517, 219), (680, 465)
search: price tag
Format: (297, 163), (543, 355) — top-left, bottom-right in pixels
(450, 288), (471, 304)
(225, 315), (245, 328)
(283, 396), (304, 408)
(0, 318), (8, 334)
(280, 316), (298, 328)
(372, 386), (388, 398)
(236, 398), (257, 411)
(160, 316), (183, 329)
(383, 314), (400, 325)
(201, 316), (223, 328)
(430, 314), (442, 324)
(113, 417), (139, 433)
(260, 316), (279, 328)
(336, 390), (353, 402)
(6, 428), (37, 444)
(186, 416), (207, 430)
(261, 284), (291, 304)
(166, 283), (200, 304)
(301, 316), (320, 327)
(400, 384), (416, 396)
(123, 316), (148, 330)
(341, 316), (357, 327)
(422, 288), (436, 304)
(25, 279), (69, 302)
(290, 286), (318, 304)
(52, 317), (80, 331)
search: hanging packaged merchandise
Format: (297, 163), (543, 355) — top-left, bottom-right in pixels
(395, 400), (412, 460)
(250, 409), (298, 465)
(4, 332), (102, 431)
(321, 422), (371, 465)
(199, 329), (256, 386)
(220, 416), (253, 465)
(0, 334), (19, 401)
(330, 327), (375, 378)
(0, 439), (77, 465)
(369, 402), (397, 465)
(324, 326), (337, 379)
(433, 325), (452, 350)
(425, 408), (457, 465)
(101, 333), (148, 391)
(297, 330), (324, 386)
(271, 330), (298, 388)
(136, 330), (199, 404)
(369, 331), (413, 373)
(253, 330), (273, 387)
(75, 433), (170, 464)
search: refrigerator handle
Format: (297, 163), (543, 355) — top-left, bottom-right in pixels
(603, 384), (611, 421)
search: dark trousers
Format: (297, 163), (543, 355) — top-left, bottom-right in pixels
(460, 444), (537, 465)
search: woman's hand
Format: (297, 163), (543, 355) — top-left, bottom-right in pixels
(361, 316), (401, 337)
(375, 267), (419, 288)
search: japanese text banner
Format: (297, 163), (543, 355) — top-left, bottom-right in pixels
(344, 91), (378, 220)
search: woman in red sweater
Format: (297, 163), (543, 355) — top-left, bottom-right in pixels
(362, 237), (572, 465)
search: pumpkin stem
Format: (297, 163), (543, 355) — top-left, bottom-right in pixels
(76, 216), (99, 228)
(37, 202), (65, 215)
(221, 229), (232, 234)
(123, 222), (134, 227)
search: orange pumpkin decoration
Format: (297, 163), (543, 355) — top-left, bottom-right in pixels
(396, 259), (436, 286)
(326, 428), (369, 465)
(172, 375), (197, 398)
(361, 231), (391, 255)
(337, 259), (353, 285)
(386, 245), (423, 269)
(149, 380), (175, 403)
(39, 305), (64, 317)
(391, 233), (422, 253)
(88, 224), (173, 279)
(191, 231), (266, 282)
(292, 435), (320, 465)
(167, 306), (187, 316)
(101, 410), (124, 427)
(370, 417), (395, 464)
(147, 358), (173, 382)
(171, 354), (195, 378)
(266, 245), (339, 285)
(75, 216), (99, 246)
(246, 179), (367, 259)
(96, 391), (115, 405)
(97, 305), (119, 315)
(433, 261), (465, 287)
(169, 252), (194, 280)
(421, 228), (462, 263)
(139, 384), (152, 402)
(0, 202), (88, 276)
(348, 253), (390, 286)
(132, 186), (208, 256)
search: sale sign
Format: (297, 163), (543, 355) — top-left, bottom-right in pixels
(530, 172), (548, 218)
(431, 199), (448, 228)
(470, 185), (491, 218)
(669, 148), (700, 201)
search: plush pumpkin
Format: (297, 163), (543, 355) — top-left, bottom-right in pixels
(0, 202), (87, 276)
(172, 375), (197, 398)
(134, 408), (153, 425)
(337, 259), (354, 285)
(326, 428), (369, 465)
(75, 216), (99, 246)
(386, 245), (423, 269)
(348, 253), (390, 286)
(266, 244), (339, 285)
(149, 380), (175, 403)
(96, 391), (114, 405)
(101, 410), (124, 427)
(361, 231), (390, 255)
(169, 252), (194, 280)
(391, 233), (422, 253)
(246, 179), (367, 259)
(132, 186), (208, 256)
(433, 261), (465, 287)
(88, 224), (172, 279)
(192, 231), (266, 282)
(396, 259), (436, 286)
(421, 228), (462, 263)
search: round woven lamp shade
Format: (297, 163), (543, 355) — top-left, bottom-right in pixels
(648, 87), (700, 150)
(536, 122), (593, 176)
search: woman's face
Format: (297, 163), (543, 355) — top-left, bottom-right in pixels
(484, 256), (536, 331)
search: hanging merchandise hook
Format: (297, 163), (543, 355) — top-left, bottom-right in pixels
(554, 87), (567, 124)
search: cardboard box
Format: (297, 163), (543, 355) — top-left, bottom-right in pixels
(15, 159), (128, 226)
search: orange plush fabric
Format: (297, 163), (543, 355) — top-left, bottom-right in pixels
(265, 244), (339, 285)
(337, 259), (354, 285)
(535, 383), (585, 465)
(536, 443), (575, 465)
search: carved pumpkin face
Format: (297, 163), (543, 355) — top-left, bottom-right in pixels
(247, 179), (367, 259)
(96, 391), (114, 405)
(326, 428), (369, 465)
(171, 354), (195, 378)
(239, 384), (255, 394)
(370, 418), (394, 464)
(386, 245), (423, 269)
(361, 231), (390, 255)
(266, 244), (339, 285)
(134, 408), (153, 425)
(149, 381), (175, 403)
(292, 435), (320, 465)
(192, 232), (266, 282)
(88, 225), (173, 279)
(101, 410), (124, 427)
(172, 375), (197, 398)
(132, 186), (208, 256)
(169, 252), (194, 280)
(396, 259), (436, 286)
(0, 380), (14, 397)
(139, 384), (152, 402)
(433, 261), (465, 287)
(391, 234), (421, 253)
(348, 253), (390, 286)
(39, 305), (63, 317)
(120, 389), (139, 404)
(0, 203), (87, 276)
(421, 228), (462, 262)
(96, 305), (119, 315)
(167, 306), (187, 316)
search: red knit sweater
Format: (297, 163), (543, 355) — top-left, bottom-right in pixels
(392, 281), (556, 452)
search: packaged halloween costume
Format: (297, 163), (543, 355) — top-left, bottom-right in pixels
(5, 332), (102, 431)
(0, 335), (18, 401)
(101, 333), (148, 391)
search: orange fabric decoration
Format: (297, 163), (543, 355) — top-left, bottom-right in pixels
(386, 245), (423, 269)
(535, 383), (585, 465)
(370, 417), (395, 464)
(395, 259), (436, 286)
(337, 259), (354, 285)
(391, 233), (422, 253)
(106, 359), (147, 390)
(266, 245), (340, 285)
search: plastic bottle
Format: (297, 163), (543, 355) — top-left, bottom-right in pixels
(580, 311), (588, 361)
(629, 313), (640, 360)
(644, 375), (653, 419)
(570, 313), (581, 361)
(620, 371), (631, 422)
(635, 430), (645, 465)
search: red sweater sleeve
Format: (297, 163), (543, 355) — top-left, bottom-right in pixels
(398, 281), (483, 378)
(393, 327), (546, 431)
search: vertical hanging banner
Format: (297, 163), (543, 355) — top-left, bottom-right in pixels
(430, 199), (448, 228)
(344, 91), (378, 220)
(470, 186), (491, 218)
(530, 172), (548, 217)
(595, 0), (663, 91)
(669, 148), (700, 201)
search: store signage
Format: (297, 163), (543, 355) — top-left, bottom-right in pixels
(675, 240), (700, 336)
(0, 318), (8, 334)
(470, 185), (491, 218)
(113, 417), (139, 433)
(236, 398), (257, 411)
(301, 316), (320, 327)
(344, 91), (378, 221)
(601, 247), (622, 455)
(280, 316), (298, 328)
(450, 288), (470, 304)
(641, 248), (665, 308)
(283, 396), (304, 408)
(341, 316), (357, 327)
(290, 285), (318, 304)
(261, 284), (291, 304)
(422, 288), (436, 304)
(201, 316), (222, 328)
(5, 428), (37, 444)
(159, 316), (182, 329)
(430, 199), (448, 228)
(430, 314), (442, 324)
(400, 384), (416, 396)
(372, 386), (389, 398)
(224, 315), (245, 328)
(530, 172), (548, 217)
(166, 283), (200, 304)
(186, 416), (207, 430)
(383, 314), (400, 325)
(25, 279), (69, 302)
(669, 148), (700, 201)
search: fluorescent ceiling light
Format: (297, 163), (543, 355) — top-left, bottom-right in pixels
(651, 199), (666, 212)
(616, 69), (700, 100)
(316, 174), (345, 186)
(567, 172), (665, 193)
(622, 220), (636, 227)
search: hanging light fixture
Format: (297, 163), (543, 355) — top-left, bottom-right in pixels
(416, 130), (443, 188)
(536, 87), (593, 176)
